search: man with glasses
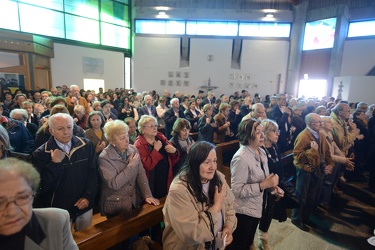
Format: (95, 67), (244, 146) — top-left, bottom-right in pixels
(291, 113), (333, 232)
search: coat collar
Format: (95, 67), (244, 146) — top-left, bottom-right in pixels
(44, 135), (87, 159)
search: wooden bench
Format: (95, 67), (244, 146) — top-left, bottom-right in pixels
(216, 140), (240, 187)
(73, 197), (166, 250)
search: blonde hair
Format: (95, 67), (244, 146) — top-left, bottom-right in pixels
(103, 120), (129, 142)
(137, 115), (158, 134)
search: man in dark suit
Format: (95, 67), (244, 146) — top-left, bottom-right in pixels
(200, 91), (216, 108)
(163, 98), (185, 139)
(138, 95), (157, 118)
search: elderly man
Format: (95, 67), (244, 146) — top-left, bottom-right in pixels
(162, 89), (172, 108)
(163, 98), (185, 139)
(242, 103), (266, 121)
(10, 108), (38, 139)
(32, 113), (98, 231)
(200, 91), (215, 107)
(0, 104), (34, 153)
(66, 85), (90, 116)
(138, 95), (157, 118)
(291, 113), (334, 232)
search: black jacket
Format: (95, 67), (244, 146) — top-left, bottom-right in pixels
(32, 136), (99, 219)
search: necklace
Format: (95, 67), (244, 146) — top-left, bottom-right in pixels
(263, 145), (279, 163)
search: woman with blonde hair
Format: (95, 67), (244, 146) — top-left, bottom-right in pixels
(99, 120), (159, 218)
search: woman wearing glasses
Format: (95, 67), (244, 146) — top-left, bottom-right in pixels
(258, 119), (285, 250)
(134, 115), (180, 199)
(229, 119), (279, 250)
(0, 158), (78, 249)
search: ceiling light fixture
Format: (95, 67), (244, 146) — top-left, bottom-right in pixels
(158, 11), (166, 15)
(265, 13), (274, 18)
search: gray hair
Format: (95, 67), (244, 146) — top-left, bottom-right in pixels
(48, 113), (74, 129)
(357, 102), (368, 110)
(10, 109), (28, 121)
(0, 125), (12, 151)
(138, 115), (158, 134)
(73, 104), (85, 113)
(70, 84), (79, 91)
(0, 158), (40, 192)
(331, 103), (349, 115)
(261, 119), (278, 142)
(170, 98), (179, 105)
(252, 103), (264, 111)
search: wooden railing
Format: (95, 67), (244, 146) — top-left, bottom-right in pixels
(216, 140), (240, 187)
(73, 197), (166, 250)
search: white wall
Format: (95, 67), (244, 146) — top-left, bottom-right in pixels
(133, 36), (289, 98)
(340, 39), (375, 76)
(51, 43), (124, 91)
(333, 76), (375, 104)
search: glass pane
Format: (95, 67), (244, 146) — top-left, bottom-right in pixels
(64, 0), (99, 20)
(239, 22), (290, 37)
(19, 3), (64, 38)
(65, 14), (99, 43)
(135, 20), (185, 35)
(348, 20), (375, 37)
(113, 0), (128, 4)
(101, 22), (129, 48)
(0, 0), (19, 31)
(101, 1), (129, 27)
(19, 0), (63, 11)
(165, 21), (185, 35)
(303, 17), (336, 51)
(186, 21), (238, 36)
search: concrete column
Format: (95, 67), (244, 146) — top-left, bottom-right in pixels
(285, 0), (309, 97)
(327, 5), (350, 97)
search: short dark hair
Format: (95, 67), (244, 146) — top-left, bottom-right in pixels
(101, 100), (111, 108)
(237, 118), (260, 145)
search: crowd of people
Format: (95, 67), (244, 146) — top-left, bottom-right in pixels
(0, 84), (374, 249)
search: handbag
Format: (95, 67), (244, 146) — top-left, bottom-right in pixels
(279, 178), (300, 209)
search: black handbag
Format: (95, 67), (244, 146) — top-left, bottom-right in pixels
(279, 178), (300, 209)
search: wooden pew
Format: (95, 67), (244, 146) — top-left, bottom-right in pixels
(216, 140), (240, 187)
(73, 197), (166, 250)
(280, 149), (295, 181)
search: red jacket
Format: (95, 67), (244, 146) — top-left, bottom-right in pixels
(134, 132), (180, 189)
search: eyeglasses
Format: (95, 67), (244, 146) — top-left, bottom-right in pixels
(0, 192), (34, 211)
(143, 124), (157, 129)
(311, 121), (323, 124)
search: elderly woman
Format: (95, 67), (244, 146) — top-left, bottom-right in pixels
(0, 126), (12, 159)
(258, 119), (285, 250)
(198, 104), (217, 143)
(170, 118), (195, 177)
(10, 108), (38, 139)
(0, 158), (78, 249)
(134, 115), (180, 199)
(85, 111), (108, 155)
(229, 119), (279, 250)
(99, 120), (159, 218)
(163, 141), (237, 249)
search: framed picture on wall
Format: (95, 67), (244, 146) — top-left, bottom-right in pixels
(160, 80), (166, 86)
(238, 74), (244, 80)
(236, 83), (242, 88)
(168, 80), (173, 86)
(228, 82), (234, 88)
(176, 80), (182, 86)
(184, 72), (189, 78)
(176, 71), (182, 78)
(229, 74), (236, 80)
(168, 71), (174, 78)
(246, 74), (251, 80)
(183, 80), (189, 87)
(244, 83), (250, 89)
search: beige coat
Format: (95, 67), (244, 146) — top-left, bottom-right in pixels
(162, 171), (237, 249)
